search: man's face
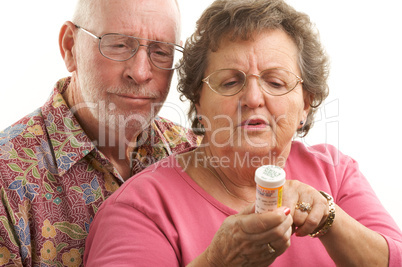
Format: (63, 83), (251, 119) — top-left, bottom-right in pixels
(73, 0), (180, 131)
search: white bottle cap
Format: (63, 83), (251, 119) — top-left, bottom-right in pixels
(255, 165), (286, 188)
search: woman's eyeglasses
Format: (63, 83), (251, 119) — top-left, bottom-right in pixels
(202, 68), (303, 96)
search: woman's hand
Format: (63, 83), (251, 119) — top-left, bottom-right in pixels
(282, 180), (329, 236)
(198, 206), (292, 267)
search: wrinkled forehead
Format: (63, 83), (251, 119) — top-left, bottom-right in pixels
(205, 29), (300, 75)
(85, 0), (181, 41)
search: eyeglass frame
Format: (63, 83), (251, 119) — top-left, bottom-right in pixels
(74, 25), (184, 70)
(202, 68), (304, 96)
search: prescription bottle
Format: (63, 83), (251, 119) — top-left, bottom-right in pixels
(254, 165), (286, 213)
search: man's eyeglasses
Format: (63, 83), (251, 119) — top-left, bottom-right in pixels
(202, 68), (303, 96)
(75, 25), (184, 70)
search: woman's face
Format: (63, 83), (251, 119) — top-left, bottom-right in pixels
(197, 29), (309, 166)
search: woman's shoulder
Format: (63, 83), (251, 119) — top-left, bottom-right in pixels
(287, 141), (361, 190)
(290, 140), (350, 167)
(288, 141), (358, 182)
(106, 155), (186, 205)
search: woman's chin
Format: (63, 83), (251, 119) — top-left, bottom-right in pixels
(223, 146), (280, 166)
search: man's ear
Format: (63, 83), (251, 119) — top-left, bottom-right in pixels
(59, 21), (77, 73)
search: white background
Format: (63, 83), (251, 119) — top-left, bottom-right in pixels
(0, 1), (401, 229)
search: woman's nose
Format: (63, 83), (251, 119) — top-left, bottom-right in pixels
(240, 75), (265, 108)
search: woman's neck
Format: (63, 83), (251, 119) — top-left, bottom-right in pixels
(176, 148), (256, 211)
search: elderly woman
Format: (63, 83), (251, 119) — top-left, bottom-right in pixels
(84, 0), (402, 266)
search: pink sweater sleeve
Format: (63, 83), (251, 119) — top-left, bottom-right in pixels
(335, 156), (402, 266)
(287, 142), (402, 266)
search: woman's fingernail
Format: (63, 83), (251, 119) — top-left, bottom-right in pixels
(284, 208), (291, 215)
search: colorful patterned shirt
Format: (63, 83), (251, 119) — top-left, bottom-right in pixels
(0, 77), (200, 266)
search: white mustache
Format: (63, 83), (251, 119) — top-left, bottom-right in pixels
(106, 85), (160, 98)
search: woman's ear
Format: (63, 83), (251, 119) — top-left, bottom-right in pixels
(195, 105), (202, 125)
(298, 91), (312, 129)
(302, 91), (312, 120)
(59, 21), (77, 73)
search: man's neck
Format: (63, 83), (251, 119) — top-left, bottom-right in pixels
(83, 117), (142, 180)
(97, 139), (138, 181)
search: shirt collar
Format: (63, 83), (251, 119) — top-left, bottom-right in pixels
(41, 77), (97, 176)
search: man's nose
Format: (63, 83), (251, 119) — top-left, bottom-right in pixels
(123, 47), (153, 84)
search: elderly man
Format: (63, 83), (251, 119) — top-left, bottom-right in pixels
(0, 0), (199, 265)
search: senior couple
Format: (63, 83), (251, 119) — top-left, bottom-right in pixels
(0, 0), (401, 266)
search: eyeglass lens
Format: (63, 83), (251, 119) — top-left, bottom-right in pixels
(206, 69), (300, 96)
(99, 33), (183, 70)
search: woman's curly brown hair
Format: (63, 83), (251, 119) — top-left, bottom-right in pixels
(178, 0), (329, 137)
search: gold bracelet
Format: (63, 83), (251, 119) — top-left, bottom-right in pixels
(309, 191), (335, 238)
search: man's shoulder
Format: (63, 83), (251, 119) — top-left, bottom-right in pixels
(153, 116), (187, 130)
(0, 107), (50, 194)
(0, 108), (45, 148)
(153, 116), (202, 149)
(0, 77), (71, 149)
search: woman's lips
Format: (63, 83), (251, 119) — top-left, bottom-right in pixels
(239, 119), (269, 129)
